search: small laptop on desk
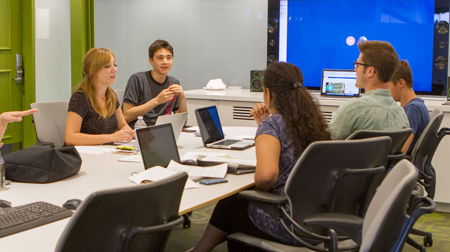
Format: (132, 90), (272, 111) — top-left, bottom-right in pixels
(136, 123), (181, 169)
(155, 112), (188, 142)
(194, 106), (255, 150)
(136, 123), (203, 181)
(321, 69), (359, 98)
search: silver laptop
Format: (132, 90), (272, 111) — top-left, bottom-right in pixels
(321, 69), (359, 98)
(194, 106), (255, 150)
(155, 112), (188, 142)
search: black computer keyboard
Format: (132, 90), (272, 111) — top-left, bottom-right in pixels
(0, 201), (73, 238)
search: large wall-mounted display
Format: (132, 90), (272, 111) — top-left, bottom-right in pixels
(268, 0), (449, 95)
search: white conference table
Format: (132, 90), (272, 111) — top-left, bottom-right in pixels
(0, 127), (257, 251)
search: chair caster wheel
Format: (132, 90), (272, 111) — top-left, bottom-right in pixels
(183, 214), (191, 228)
(424, 236), (433, 246)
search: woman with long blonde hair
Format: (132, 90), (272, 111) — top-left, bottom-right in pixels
(65, 47), (133, 146)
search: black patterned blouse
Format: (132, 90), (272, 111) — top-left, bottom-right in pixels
(68, 89), (120, 134)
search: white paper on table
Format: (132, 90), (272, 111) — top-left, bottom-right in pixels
(206, 78), (227, 89)
(128, 166), (199, 189)
(75, 146), (115, 155)
(118, 155), (143, 163)
(180, 151), (227, 163)
(167, 160), (227, 178)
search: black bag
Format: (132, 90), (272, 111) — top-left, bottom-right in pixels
(3, 143), (82, 183)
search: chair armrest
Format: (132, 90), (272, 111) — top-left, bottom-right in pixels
(408, 196), (436, 219)
(237, 191), (288, 220)
(237, 190), (288, 204)
(403, 155), (412, 161)
(388, 152), (405, 161)
(304, 213), (363, 245)
(120, 215), (183, 250)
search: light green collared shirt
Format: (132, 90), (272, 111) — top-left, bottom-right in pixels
(328, 89), (410, 140)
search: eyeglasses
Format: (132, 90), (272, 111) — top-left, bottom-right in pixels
(353, 61), (372, 69)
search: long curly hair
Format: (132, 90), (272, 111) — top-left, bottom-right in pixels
(77, 47), (117, 118)
(264, 62), (331, 157)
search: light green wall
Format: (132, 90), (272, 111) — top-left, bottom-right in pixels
(70, 0), (94, 90)
(22, 0), (36, 148)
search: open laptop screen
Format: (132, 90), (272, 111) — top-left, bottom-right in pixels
(195, 106), (225, 144)
(137, 124), (180, 169)
(321, 69), (359, 97)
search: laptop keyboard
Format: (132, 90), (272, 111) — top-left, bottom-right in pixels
(213, 139), (241, 146)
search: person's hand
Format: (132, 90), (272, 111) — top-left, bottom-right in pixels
(169, 84), (185, 99)
(155, 88), (175, 105)
(0, 109), (38, 124)
(0, 142), (3, 148)
(251, 103), (270, 125)
(110, 130), (134, 143)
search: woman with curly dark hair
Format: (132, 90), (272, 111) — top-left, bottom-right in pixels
(192, 62), (330, 251)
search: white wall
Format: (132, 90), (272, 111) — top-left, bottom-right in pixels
(35, 0), (71, 102)
(94, 0), (268, 91)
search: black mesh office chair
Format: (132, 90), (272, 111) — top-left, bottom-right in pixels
(405, 109), (450, 251)
(346, 128), (412, 172)
(227, 137), (391, 251)
(228, 160), (435, 252)
(55, 172), (188, 252)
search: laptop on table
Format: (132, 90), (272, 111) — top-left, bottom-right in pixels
(321, 69), (360, 98)
(136, 123), (181, 169)
(136, 123), (204, 181)
(155, 112), (188, 142)
(194, 106), (255, 150)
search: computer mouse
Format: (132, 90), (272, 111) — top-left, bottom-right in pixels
(63, 199), (82, 210)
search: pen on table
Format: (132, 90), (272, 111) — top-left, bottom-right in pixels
(117, 146), (134, 151)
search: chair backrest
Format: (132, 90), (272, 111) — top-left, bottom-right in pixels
(30, 101), (69, 148)
(55, 172), (188, 252)
(410, 109), (444, 198)
(285, 137), (391, 236)
(361, 159), (418, 252)
(346, 128), (412, 155)
(115, 89), (125, 105)
(346, 128), (413, 171)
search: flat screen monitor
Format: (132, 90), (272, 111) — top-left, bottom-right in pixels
(267, 0), (449, 95)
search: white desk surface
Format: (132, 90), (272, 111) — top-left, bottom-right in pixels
(0, 127), (257, 251)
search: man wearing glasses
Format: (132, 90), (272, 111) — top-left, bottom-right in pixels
(328, 40), (409, 140)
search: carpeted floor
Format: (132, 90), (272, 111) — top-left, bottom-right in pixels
(166, 204), (450, 252)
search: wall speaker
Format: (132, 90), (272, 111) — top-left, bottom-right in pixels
(250, 70), (265, 92)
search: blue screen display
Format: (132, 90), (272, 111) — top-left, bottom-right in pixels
(281, 0), (435, 92)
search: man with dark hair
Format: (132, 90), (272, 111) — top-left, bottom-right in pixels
(328, 40), (409, 140)
(389, 60), (430, 154)
(123, 39), (187, 127)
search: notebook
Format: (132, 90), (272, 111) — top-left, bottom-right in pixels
(194, 106), (255, 150)
(321, 69), (360, 97)
(155, 112), (188, 142)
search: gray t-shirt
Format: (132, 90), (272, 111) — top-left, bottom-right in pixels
(328, 89), (410, 140)
(123, 70), (180, 127)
